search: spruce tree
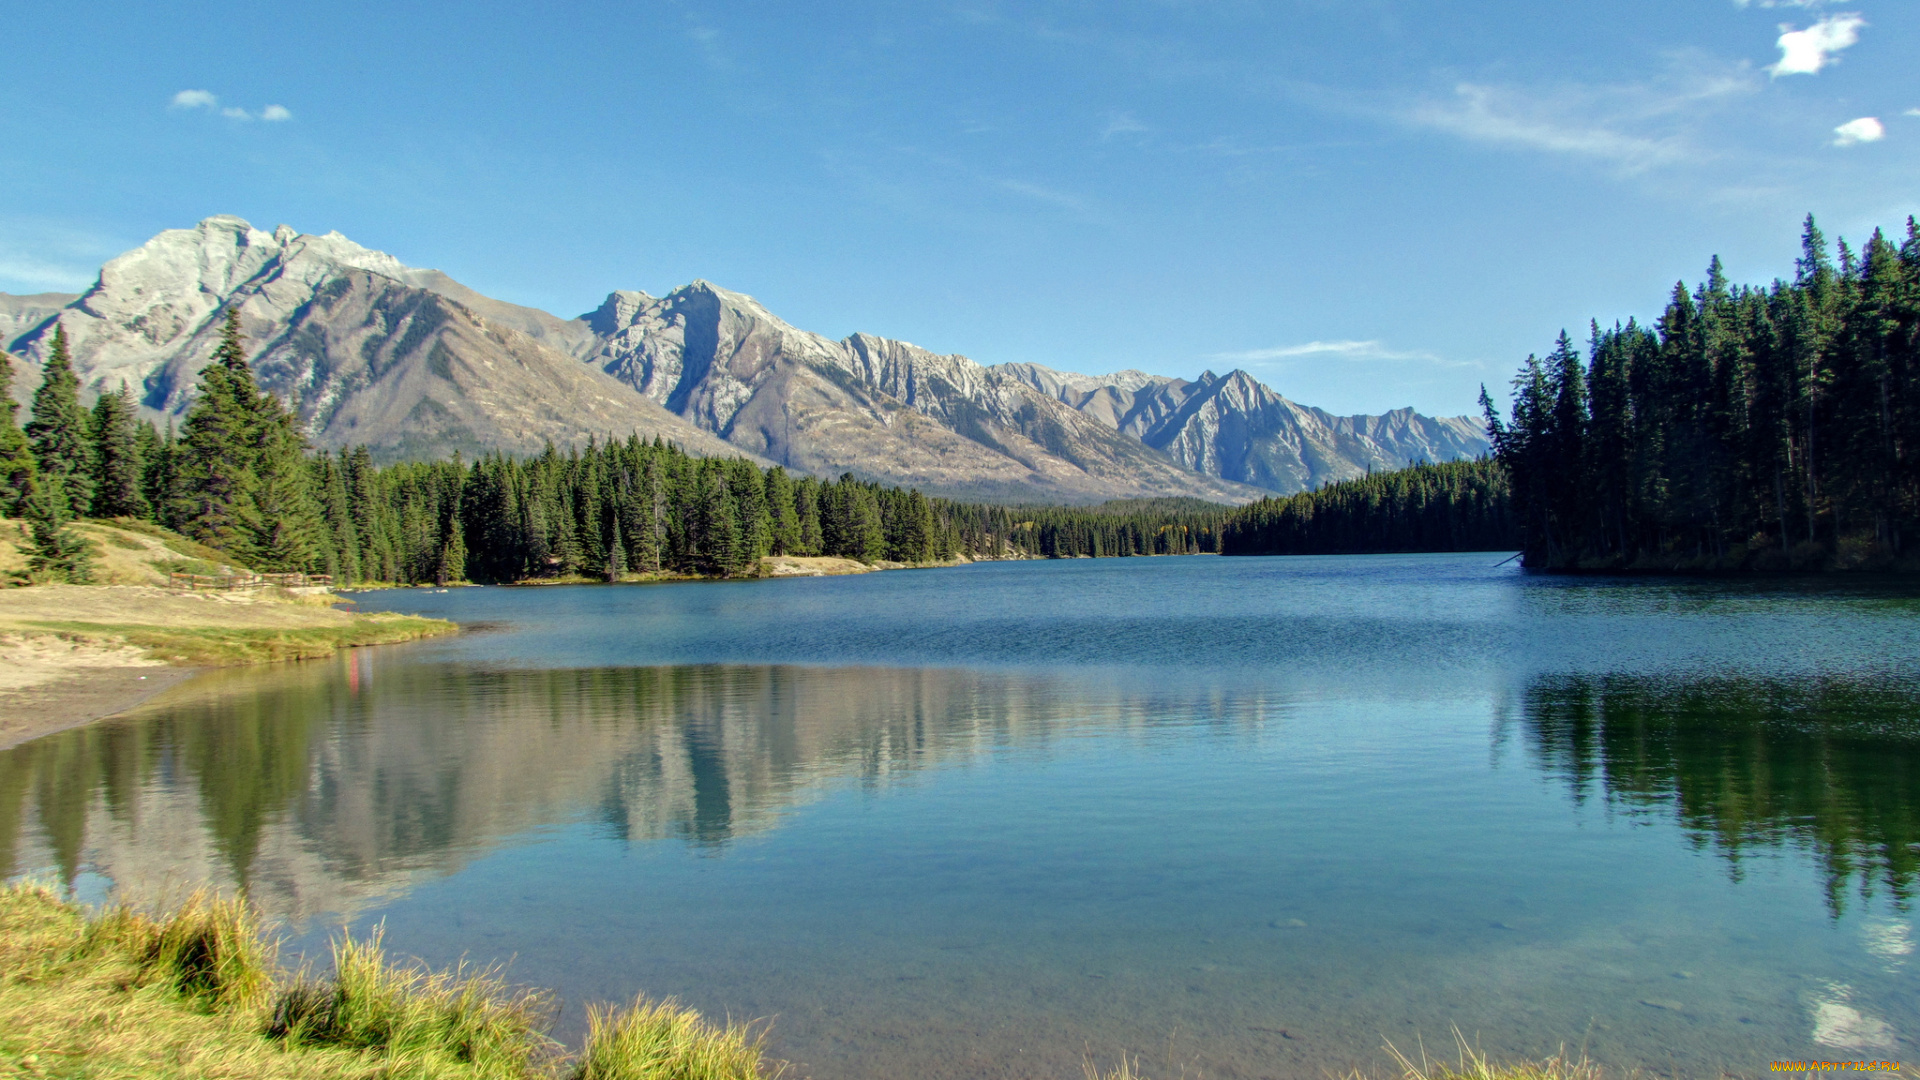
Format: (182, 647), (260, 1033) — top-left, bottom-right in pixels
(249, 408), (325, 572)
(140, 422), (175, 527)
(795, 477), (822, 555)
(765, 465), (800, 555)
(89, 384), (149, 518)
(171, 309), (265, 558)
(25, 325), (93, 518)
(850, 483), (885, 563)
(0, 354), (34, 514)
(434, 468), (465, 586)
(315, 452), (362, 582)
(20, 475), (94, 583)
(607, 517), (629, 581)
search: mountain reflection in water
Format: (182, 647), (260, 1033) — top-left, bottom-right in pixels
(1514, 674), (1920, 915)
(0, 656), (1276, 923)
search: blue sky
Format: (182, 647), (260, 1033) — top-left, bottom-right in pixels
(4, 1), (1915, 416)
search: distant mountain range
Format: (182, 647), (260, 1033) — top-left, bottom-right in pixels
(2, 216), (1487, 503)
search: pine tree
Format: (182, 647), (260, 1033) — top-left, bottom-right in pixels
(607, 516), (629, 581)
(249, 407), (325, 572)
(171, 309), (265, 559)
(849, 483), (885, 563)
(641, 454), (666, 573)
(20, 475), (94, 583)
(795, 476), (822, 555)
(140, 423), (174, 526)
(765, 466), (800, 555)
(434, 466), (466, 585)
(25, 325), (93, 518)
(89, 384), (149, 518)
(0, 354), (34, 515)
(314, 452), (362, 582)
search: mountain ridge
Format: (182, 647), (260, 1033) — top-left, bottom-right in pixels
(3, 216), (1487, 502)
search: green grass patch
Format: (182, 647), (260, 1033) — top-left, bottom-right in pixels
(0, 882), (776, 1079)
(569, 997), (776, 1080)
(20, 613), (457, 665)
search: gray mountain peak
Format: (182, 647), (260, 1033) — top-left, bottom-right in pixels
(5, 217), (1487, 502)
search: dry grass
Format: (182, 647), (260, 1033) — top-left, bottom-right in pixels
(268, 927), (557, 1079)
(1077, 1030), (1607, 1080)
(0, 517), (244, 588)
(568, 996), (774, 1080)
(0, 882), (778, 1080)
(1370, 1030), (1604, 1080)
(17, 614), (453, 665)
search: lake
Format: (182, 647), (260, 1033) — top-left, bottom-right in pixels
(4, 553), (1919, 1077)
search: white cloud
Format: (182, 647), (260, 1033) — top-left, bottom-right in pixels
(1736, 0), (1829, 8)
(1101, 111), (1148, 139)
(995, 178), (1091, 214)
(1409, 84), (1685, 173)
(1769, 14), (1865, 77)
(1402, 57), (1762, 176)
(1833, 116), (1884, 145)
(169, 91), (292, 122)
(1906, 108), (1920, 117)
(1213, 340), (1469, 367)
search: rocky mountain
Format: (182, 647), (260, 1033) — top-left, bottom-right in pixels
(572, 283), (1269, 502)
(1001, 364), (1490, 492)
(4, 216), (1487, 502)
(3, 219), (757, 464)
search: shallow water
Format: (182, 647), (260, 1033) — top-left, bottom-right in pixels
(5, 554), (1920, 1077)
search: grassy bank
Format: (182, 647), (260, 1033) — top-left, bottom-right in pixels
(12, 611), (453, 666)
(0, 882), (772, 1080)
(0, 586), (453, 667)
(0, 882), (1613, 1080)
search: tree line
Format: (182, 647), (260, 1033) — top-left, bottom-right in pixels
(1485, 215), (1920, 571)
(3, 310), (1227, 584)
(1218, 458), (1516, 556)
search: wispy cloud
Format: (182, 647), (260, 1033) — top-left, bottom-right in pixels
(1213, 340), (1473, 368)
(1409, 85), (1681, 173)
(1403, 59), (1759, 175)
(1833, 116), (1884, 146)
(1736, 0), (1830, 8)
(0, 252), (95, 289)
(1906, 108), (1920, 118)
(994, 178), (1091, 214)
(1101, 111), (1148, 140)
(1769, 14), (1865, 77)
(170, 90), (293, 121)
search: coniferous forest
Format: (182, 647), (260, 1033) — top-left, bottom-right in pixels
(1485, 216), (1920, 572)
(1219, 459), (1515, 556)
(2, 310), (1226, 585)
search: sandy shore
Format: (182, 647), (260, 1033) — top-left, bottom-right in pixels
(0, 634), (203, 749)
(0, 585), (454, 750)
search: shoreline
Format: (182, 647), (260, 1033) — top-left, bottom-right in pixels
(0, 656), (202, 751)
(0, 585), (456, 752)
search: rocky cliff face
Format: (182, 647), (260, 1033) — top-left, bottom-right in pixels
(573, 283), (1268, 501)
(1003, 364), (1489, 491)
(5, 218), (757, 463)
(5, 216), (1485, 500)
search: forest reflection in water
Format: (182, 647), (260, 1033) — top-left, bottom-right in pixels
(1513, 673), (1920, 915)
(0, 653), (1280, 923)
